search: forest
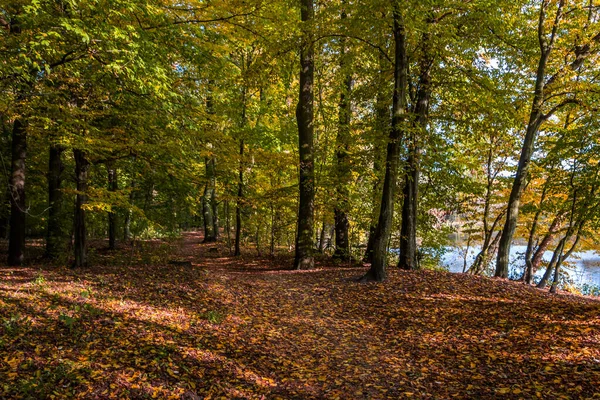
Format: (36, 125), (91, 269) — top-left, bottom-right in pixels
(1, 0), (600, 398)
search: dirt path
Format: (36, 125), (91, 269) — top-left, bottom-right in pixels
(1, 232), (599, 399)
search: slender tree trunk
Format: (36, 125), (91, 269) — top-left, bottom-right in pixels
(255, 221), (261, 256)
(496, 1), (564, 277)
(294, 0), (315, 270)
(203, 82), (218, 243)
(550, 232), (581, 293)
(522, 183), (548, 282)
(212, 193), (219, 240)
(46, 144), (66, 259)
(361, 4), (407, 281)
(529, 214), (562, 274)
(462, 234), (472, 273)
(398, 28), (432, 272)
(364, 53), (389, 263)
(235, 139), (244, 256)
(537, 236), (565, 289)
(202, 157), (217, 242)
(398, 148), (419, 270)
(270, 202), (276, 257)
(7, 119), (27, 266)
(124, 178), (135, 241)
(225, 200), (232, 254)
(0, 188), (9, 239)
(73, 149), (89, 268)
(333, 9), (352, 262)
(107, 163), (117, 250)
(318, 218), (326, 253)
(469, 211), (505, 275)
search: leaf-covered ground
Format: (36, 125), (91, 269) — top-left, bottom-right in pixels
(1, 233), (599, 399)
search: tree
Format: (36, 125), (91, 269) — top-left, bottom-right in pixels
(361, 1), (407, 282)
(496, 0), (600, 277)
(294, 0), (316, 270)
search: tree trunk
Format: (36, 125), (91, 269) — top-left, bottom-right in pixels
(529, 214), (562, 275)
(364, 53), (389, 263)
(107, 163), (117, 250)
(46, 144), (66, 259)
(361, 4), (407, 281)
(0, 187), (9, 239)
(7, 119), (27, 266)
(318, 218), (326, 253)
(398, 149), (419, 270)
(294, 0), (315, 270)
(73, 149), (89, 268)
(537, 236), (565, 289)
(398, 26), (432, 272)
(333, 9), (352, 262)
(549, 233), (580, 293)
(124, 178), (136, 241)
(255, 220), (261, 256)
(496, 1), (564, 277)
(212, 192), (219, 240)
(225, 200), (232, 254)
(202, 157), (217, 243)
(522, 183), (548, 282)
(469, 211), (505, 275)
(270, 202), (276, 257)
(235, 139), (244, 256)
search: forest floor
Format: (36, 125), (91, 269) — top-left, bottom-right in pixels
(0, 232), (599, 399)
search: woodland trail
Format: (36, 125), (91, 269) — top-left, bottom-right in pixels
(0, 232), (600, 399)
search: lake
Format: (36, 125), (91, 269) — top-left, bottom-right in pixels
(441, 245), (600, 289)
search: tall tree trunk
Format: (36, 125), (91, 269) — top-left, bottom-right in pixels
(496, 1), (565, 277)
(333, 9), (352, 262)
(550, 232), (581, 293)
(529, 214), (562, 276)
(398, 151), (419, 270)
(225, 200), (232, 254)
(46, 144), (66, 259)
(0, 187), (9, 239)
(235, 138), (244, 256)
(361, 4), (407, 281)
(202, 157), (217, 243)
(318, 218), (326, 253)
(294, 0), (315, 270)
(522, 183), (548, 282)
(255, 220), (261, 256)
(212, 189), (219, 240)
(364, 53), (389, 263)
(270, 202), (276, 257)
(537, 235), (565, 289)
(539, 198), (576, 289)
(124, 178), (136, 241)
(107, 163), (117, 250)
(7, 119), (27, 266)
(73, 149), (89, 268)
(399, 30), (432, 271)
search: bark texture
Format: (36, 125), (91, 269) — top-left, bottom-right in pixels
(73, 149), (90, 268)
(107, 163), (118, 250)
(8, 119), (27, 266)
(294, 0), (315, 270)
